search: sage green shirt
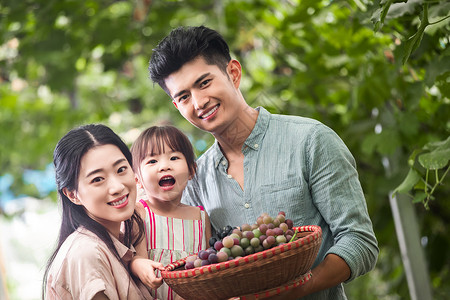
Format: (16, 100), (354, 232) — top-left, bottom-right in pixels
(182, 107), (379, 299)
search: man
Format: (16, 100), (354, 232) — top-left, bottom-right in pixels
(148, 25), (378, 299)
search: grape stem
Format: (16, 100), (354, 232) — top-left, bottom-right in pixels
(289, 228), (299, 243)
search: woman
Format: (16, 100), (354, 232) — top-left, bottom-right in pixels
(42, 124), (159, 299)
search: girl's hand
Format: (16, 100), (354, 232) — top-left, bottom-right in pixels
(130, 256), (165, 289)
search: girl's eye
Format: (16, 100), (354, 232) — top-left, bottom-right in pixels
(147, 159), (157, 164)
(118, 166), (127, 173)
(170, 156), (179, 161)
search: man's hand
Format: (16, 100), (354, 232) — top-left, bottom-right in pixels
(265, 253), (351, 299)
(130, 256), (165, 289)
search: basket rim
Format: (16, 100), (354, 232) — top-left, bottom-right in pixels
(162, 225), (322, 279)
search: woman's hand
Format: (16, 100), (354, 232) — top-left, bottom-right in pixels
(130, 256), (165, 289)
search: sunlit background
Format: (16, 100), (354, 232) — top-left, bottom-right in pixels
(1, 1), (449, 299)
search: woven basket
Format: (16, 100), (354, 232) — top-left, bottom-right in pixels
(162, 225), (322, 300)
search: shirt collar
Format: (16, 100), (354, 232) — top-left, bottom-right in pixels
(244, 106), (270, 151)
(77, 227), (134, 263)
(212, 106), (270, 168)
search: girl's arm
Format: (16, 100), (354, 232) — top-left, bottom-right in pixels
(204, 211), (212, 246)
(129, 201), (165, 289)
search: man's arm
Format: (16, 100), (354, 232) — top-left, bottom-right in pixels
(268, 254), (351, 299)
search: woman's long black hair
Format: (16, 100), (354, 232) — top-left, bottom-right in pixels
(42, 124), (144, 298)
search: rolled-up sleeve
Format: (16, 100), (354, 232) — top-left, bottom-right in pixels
(307, 124), (379, 282)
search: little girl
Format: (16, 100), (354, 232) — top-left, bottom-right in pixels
(130, 125), (211, 299)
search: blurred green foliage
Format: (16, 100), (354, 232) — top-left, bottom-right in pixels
(0, 0), (449, 298)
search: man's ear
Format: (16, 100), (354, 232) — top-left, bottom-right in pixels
(227, 59), (242, 88)
(63, 188), (81, 205)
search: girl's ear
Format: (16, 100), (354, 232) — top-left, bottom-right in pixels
(135, 176), (143, 189)
(63, 188), (81, 205)
(189, 163), (197, 180)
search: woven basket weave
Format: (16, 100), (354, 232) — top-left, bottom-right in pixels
(162, 225), (322, 300)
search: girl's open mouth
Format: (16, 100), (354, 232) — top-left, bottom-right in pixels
(159, 175), (176, 189)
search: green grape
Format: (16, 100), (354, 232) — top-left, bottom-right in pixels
(250, 237), (260, 248)
(222, 236), (234, 248)
(252, 228), (262, 238)
(240, 237), (250, 249)
(231, 245), (244, 257)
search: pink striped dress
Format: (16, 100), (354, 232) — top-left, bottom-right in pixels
(139, 200), (207, 300)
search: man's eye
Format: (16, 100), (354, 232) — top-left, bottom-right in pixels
(178, 95), (189, 102)
(200, 79), (211, 87)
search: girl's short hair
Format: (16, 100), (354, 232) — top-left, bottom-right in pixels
(131, 125), (197, 176)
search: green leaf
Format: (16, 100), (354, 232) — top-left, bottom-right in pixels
(408, 148), (424, 167)
(394, 168), (422, 195)
(418, 149), (450, 170)
(412, 191), (427, 203)
(423, 136), (450, 152)
(401, 4), (429, 65)
(375, 0), (394, 31)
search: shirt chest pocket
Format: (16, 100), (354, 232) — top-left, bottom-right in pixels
(258, 177), (309, 214)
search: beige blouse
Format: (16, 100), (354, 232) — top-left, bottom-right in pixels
(46, 227), (151, 299)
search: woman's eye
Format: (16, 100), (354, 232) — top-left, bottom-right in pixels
(118, 166), (127, 173)
(91, 177), (103, 183)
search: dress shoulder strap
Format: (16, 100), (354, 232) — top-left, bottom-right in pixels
(140, 199), (150, 210)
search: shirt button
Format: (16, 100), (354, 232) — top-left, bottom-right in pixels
(244, 203), (250, 209)
(222, 161), (227, 166)
(227, 174), (232, 179)
(254, 144), (259, 148)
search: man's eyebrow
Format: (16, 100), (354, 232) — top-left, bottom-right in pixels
(172, 73), (211, 99)
(85, 158), (127, 178)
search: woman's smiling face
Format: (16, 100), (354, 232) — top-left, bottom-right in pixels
(68, 144), (136, 234)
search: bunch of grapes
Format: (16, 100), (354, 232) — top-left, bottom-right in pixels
(184, 212), (296, 269)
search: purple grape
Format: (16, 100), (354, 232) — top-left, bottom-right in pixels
(201, 259), (211, 266)
(185, 261), (195, 269)
(214, 241), (224, 251)
(208, 254), (219, 264)
(198, 250), (210, 260)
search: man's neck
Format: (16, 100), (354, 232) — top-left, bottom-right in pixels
(214, 105), (259, 155)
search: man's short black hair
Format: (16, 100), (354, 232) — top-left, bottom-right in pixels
(149, 25), (232, 94)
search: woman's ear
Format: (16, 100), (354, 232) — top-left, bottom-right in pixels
(63, 188), (81, 205)
(227, 59), (242, 88)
